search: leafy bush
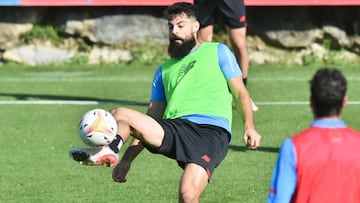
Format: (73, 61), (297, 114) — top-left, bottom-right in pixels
(21, 24), (62, 45)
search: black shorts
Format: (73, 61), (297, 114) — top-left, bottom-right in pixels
(194, 0), (247, 29)
(144, 117), (229, 179)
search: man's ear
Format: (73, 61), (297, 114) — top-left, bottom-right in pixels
(193, 21), (200, 33)
(342, 96), (348, 108)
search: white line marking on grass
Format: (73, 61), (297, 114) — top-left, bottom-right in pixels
(23, 71), (93, 77)
(0, 77), (152, 82)
(256, 101), (360, 105)
(250, 76), (360, 81)
(1, 100), (360, 105)
(0, 100), (105, 105)
(256, 101), (309, 105)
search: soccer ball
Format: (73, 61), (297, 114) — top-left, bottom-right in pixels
(78, 108), (117, 147)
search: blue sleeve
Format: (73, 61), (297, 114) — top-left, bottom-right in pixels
(150, 66), (166, 101)
(268, 138), (297, 203)
(217, 43), (242, 80)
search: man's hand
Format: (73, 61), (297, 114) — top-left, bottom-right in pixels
(243, 129), (261, 149)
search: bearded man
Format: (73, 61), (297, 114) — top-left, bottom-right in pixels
(70, 2), (261, 202)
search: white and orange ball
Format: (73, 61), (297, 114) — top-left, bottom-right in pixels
(78, 109), (117, 147)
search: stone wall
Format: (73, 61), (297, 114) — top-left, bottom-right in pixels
(0, 6), (359, 65)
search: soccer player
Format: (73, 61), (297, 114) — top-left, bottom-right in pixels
(268, 68), (360, 203)
(194, 0), (258, 111)
(70, 2), (261, 202)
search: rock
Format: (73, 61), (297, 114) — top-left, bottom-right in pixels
(309, 43), (327, 59)
(264, 29), (323, 48)
(249, 51), (279, 65)
(323, 25), (350, 48)
(0, 23), (33, 48)
(0, 7), (45, 48)
(93, 14), (168, 44)
(3, 45), (74, 66)
(64, 18), (97, 42)
(88, 46), (132, 64)
(61, 11), (168, 45)
(349, 36), (360, 54)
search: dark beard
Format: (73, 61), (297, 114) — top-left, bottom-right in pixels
(168, 36), (196, 59)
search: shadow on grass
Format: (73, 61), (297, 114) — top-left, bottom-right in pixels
(228, 145), (279, 153)
(0, 93), (148, 106)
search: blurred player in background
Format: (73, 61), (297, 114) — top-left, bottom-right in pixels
(268, 68), (360, 203)
(70, 2), (261, 202)
(194, 0), (258, 111)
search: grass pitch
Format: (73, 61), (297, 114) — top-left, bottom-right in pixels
(0, 63), (359, 202)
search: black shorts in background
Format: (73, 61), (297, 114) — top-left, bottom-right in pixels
(144, 117), (229, 179)
(194, 0), (247, 29)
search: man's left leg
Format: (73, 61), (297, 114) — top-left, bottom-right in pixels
(69, 134), (124, 167)
(179, 163), (209, 203)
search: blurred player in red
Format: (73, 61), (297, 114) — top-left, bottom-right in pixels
(268, 68), (360, 203)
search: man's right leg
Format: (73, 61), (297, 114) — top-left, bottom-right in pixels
(228, 27), (258, 111)
(69, 106), (165, 167)
(111, 106), (165, 148)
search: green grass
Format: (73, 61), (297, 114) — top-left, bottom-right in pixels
(1, 63), (360, 202)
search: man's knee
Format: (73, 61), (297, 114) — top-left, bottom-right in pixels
(179, 187), (200, 203)
(110, 107), (130, 120)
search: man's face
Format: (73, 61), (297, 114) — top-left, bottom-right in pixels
(168, 13), (197, 59)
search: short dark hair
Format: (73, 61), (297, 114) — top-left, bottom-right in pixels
(167, 2), (197, 21)
(310, 67), (347, 117)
